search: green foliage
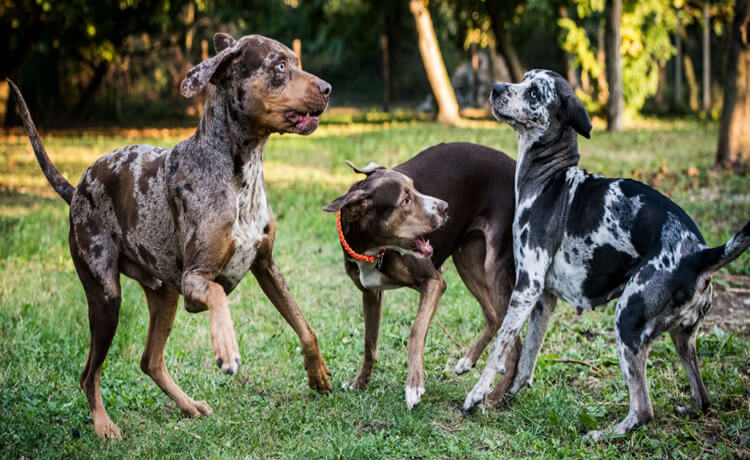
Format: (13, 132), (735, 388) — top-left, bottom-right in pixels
(562, 0), (677, 116)
(620, 0), (677, 116)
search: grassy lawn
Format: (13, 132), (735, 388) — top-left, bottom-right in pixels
(0, 119), (748, 459)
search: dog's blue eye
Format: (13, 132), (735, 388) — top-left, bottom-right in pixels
(530, 89), (538, 99)
(277, 62), (285, 72)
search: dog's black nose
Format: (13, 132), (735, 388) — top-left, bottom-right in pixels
(318, 80), (332, 98)
(491, 82), (506, 99)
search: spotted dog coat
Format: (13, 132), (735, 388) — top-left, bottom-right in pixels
(324, 144), (521, 409)
(462, 69), (750, 441)
(8, 32), (333, 441)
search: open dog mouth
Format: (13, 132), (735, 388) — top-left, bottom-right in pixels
(286, 109), (324, 134)
(413, 237), (433, 258)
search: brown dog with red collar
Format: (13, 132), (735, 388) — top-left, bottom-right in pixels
(324, 142), (521, 408)
(10, 33), (332, 440)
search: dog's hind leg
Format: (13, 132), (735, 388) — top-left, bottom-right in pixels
(509, 291), (557, 395)
(452, 233), (502, 375)
(69, 229), (123, 441)
(670, 321), (711, 415)
(585, 290), (654, 441)
(453, 233), (521, 407)
(140, 284), (213, 417)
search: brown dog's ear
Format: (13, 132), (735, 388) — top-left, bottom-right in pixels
(565, 94), (592, 139)
(323, 189), (368, 212)
(214, 32), (236, 53)
(180, 33), (240, 97)
(346, 160), (384, 175)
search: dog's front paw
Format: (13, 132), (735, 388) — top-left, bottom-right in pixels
(210, 313), (241, 375)
(454, 356), (474, 375)
(305, 354), (332, 393)
(462, 383), (490, 414)
(179, 399), (214, 418)
(583, 429), (605, 443)
(93, 415), (122, 441)
(342, 373), (370, 390)
(405, 386), (425, 409)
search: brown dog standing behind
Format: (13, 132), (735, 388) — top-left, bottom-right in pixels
(324, 143), (522, 408)
(9, 33), (332, 440)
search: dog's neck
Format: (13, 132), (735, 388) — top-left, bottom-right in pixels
(196, 86), (269, 167)
(515, 127), (580, 201)
(340, 211), (380, 256)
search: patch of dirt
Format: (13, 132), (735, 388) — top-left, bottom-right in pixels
(704, 273), (750, 335)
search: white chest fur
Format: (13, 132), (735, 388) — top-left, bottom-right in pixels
(221, 159), (270, 287)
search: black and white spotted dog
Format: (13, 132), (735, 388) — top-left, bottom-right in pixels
(462, 69), (750, 440)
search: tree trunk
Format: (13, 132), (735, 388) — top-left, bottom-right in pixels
(558, 4), (579, 87)
(409, 0), (460, 124)
(675, 13), (684, 109)
(684, 55), (700, 111)
(485, 1), (524, 82)
(702, 1), (711, 112)
(605, 0), (624, 131)
(72, 61), (110, 120)
(716, 0), (750, 168)
(381, 32), (390, 112)
(596, 19), (607, 102)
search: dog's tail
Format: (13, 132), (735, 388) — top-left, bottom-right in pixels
(689, 220), (750, 274)
(7, 79), (74, 205)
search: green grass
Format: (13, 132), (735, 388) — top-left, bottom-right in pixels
(0, 119), (748, 458)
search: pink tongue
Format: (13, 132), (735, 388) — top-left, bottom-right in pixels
(294, 113), (318, 131)
(415, 238), (433, 257)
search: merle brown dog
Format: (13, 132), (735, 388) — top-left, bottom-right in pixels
(324, 143), (522, 408)
(9, 33), (333, 440)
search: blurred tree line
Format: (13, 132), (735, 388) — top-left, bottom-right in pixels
(0, 0), (741, 131)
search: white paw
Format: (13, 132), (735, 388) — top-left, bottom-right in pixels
(509, 377), (532, 395)
(405, 386), (425, 409)
(462, 383), (490, 413)
(454, 357), (473, 375)
(341, 381), (354, 391)
(583, 430), (603, 443)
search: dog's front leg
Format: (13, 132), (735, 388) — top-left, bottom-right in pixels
(344, 289), (383, 390)
(251, 255), (331, 393)
(462, 275), (545, 413)
(509, 291), (557, 395)
(183, 271), (241, 375)
(405, 276), (446, 408)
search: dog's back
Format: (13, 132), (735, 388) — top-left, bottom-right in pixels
(395, 142), (516, 266)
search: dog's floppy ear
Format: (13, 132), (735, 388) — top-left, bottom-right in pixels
(346, 160), (384, 175)
(214, 32), (236, 53)
(180, 33), (240, 97)
(323, 189), (368, 212)
(564, 94), (592, 139)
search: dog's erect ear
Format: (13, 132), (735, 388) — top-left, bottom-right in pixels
(323, 189), (368, 212)
(214, 32), (236, 53)
(346, 160), (384, 175)
(564, 94), (592, 139)
(180, 34), (240, 98)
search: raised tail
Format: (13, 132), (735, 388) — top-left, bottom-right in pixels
(7, 79), (74, 204)
(689, 220), (750, 274)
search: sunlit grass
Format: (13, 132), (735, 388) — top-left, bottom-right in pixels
(0, 120), (748, 458)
